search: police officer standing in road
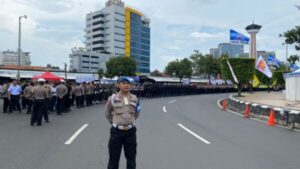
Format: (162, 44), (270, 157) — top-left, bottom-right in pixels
(105, 77), (141, 169)
(23, 82), (34, 114)
(56, 80), (67, 115)
(31, 78), (48, 126)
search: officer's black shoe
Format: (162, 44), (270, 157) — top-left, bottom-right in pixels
(45, 120), (50, 123)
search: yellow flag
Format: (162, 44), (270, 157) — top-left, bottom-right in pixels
(252, 74), (260, 87)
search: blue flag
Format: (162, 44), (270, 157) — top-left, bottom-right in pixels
(290, 64), (299, 71)
(230, 29), (250, 44)
(267, 55), (281, 67)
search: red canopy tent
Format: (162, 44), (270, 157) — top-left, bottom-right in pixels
(32, 72), (64, 81)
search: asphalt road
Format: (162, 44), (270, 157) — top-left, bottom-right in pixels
(0, 94), (300, 169)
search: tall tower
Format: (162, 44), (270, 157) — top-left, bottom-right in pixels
(245, 23), (262, 59)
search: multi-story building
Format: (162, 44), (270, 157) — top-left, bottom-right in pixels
(209, 48), (219, 57)
(257, 51), (276, 61)
(83, 0), (151, 74)
(69, 48), (112, 73)
(218, 43), (244, 57)
(0, 50), (31, 66)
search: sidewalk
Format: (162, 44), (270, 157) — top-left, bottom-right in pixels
(236, 91), (300, 111)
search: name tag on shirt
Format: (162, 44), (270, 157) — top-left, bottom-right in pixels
(124, 97), (129, 105)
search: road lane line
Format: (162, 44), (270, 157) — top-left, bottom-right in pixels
(169, 100), (176, 104)
(178, 123), (211, 145)
(163, 106), (167, 113)
(65, 124), (89, 145)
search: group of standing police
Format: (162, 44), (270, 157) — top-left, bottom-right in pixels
(0, 78), (117, 126)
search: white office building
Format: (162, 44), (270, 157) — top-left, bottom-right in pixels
(69, 48), (112, 73)
(85, 0), (126, 56)
(0, 50), (31, 66)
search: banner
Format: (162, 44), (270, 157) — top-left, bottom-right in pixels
(290, 64), (300, 71)
(230, 29), (250, 44)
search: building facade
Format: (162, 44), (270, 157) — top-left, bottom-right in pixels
(84, 0), (151, 74)
(209, 48), (219, 57)
(69, 49), (112, 73)
(218, 43), (244, 57)
(0, 50), (31, 66)
(125, 7), (151, 74)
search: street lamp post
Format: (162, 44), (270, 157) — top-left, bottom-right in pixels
(17, 15), (27, 81)
(283, 43), (289, 71)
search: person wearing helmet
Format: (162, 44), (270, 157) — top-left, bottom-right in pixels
(105, 76), (141, 169)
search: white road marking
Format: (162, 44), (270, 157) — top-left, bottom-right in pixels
(169, 100), (176, 104)
(65, 124), (89, 145)
(178, 123), (211, 145)
(163, 106), (167, 113)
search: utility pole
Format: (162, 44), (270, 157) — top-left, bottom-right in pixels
(17, 15), (27, 81)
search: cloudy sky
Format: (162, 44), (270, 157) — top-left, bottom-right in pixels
(0, 0), (299, 71)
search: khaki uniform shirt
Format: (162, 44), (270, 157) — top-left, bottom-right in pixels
(24, 86), (34, 100)
(105, 92), (139, 126)
(75, 86), (83, 96)
(0, 84), (9, 98)
(33, 85), (48, 100)
(56, 84), (67, 98)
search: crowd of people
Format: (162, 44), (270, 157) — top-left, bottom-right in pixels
(0, 78), (117, 126)
(0, 78), (238, 126)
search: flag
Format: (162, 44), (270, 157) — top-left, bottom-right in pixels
(256, 55), (273, 78)
(267, 55), (281, 67)
(252, 74), (260, 87)
(230, 29), (250, 44)
(226, 60), (239, 83)
(290, 64), (299, 71)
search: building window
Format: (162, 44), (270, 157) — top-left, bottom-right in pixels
(115, 46), (125, 49)
(92, 34), (104, 38)
(91, 56), (99, 59)
(115, 18), (125, 23)
(82, 55), (89, 58)
(92, 21), (104, 26)
(92, 27), (104, 32)
(91, 62), (99, 64)
(92, 47), (104, 51)
(115, 26), (125, 30)
(82, 66), (89, 69)
(115, 39), (125, 43)
(115, 12), (125, 16)
(82, 61), (89, 63)
(115, 32), (125, 36)
(92, 14), (104, 19)
(92, 40), (104, 45)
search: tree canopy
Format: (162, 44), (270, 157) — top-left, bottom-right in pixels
(165, 58), (192, 81)
(105, 56), (136, 78)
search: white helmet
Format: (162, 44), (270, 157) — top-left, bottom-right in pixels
(37, 78), (46, 82)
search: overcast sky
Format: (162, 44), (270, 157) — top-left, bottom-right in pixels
(0, 0), (299, 71)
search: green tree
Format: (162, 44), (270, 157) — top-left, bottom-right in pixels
(97, 68), (104, 80)
(165, 58), (193, 82)
(280, 26), (300, 65)
(105, 56), (136, 78)
(190, 51), (221, 83)
(280, 26), (300, 50)
(221, 58), (255, 97)
(287, 55), (300, 65)
(151, 69), (163, 77)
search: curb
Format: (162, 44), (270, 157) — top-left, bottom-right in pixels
(217, 97), (300, 132)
